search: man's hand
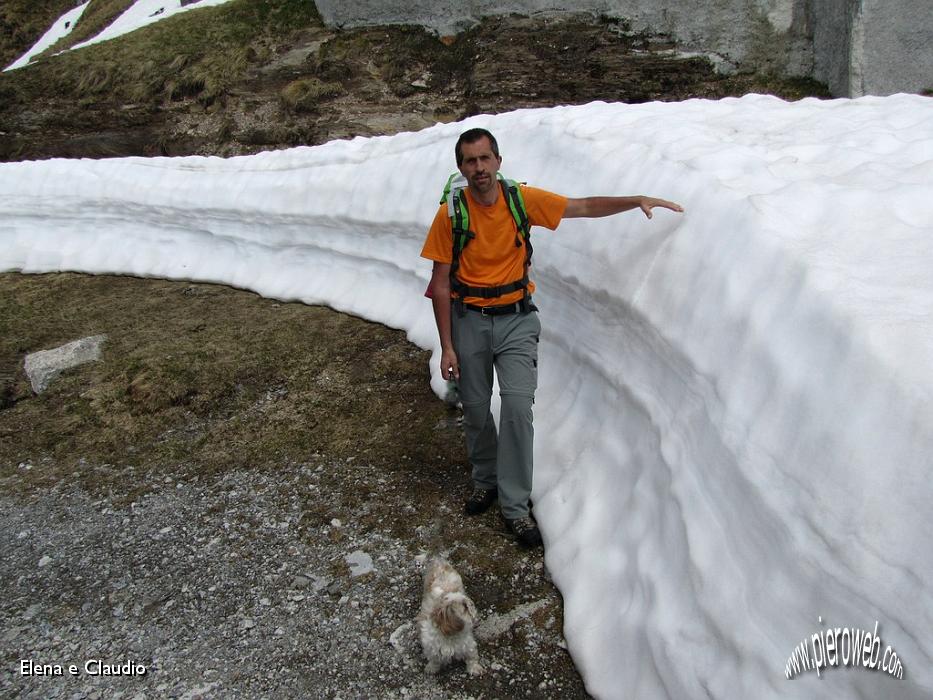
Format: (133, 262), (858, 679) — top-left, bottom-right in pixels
(441, 347), (459, 381)
(639, 196), (684, 219)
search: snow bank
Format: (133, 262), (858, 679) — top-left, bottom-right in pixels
(1, 94), (931, 699)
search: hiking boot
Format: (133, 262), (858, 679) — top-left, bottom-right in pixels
(507, 516), (542, 548)
(464, 487), (497, 515)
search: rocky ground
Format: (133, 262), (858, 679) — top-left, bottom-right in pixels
(1, 463), (582, 699)
(0, 274), (588, 699)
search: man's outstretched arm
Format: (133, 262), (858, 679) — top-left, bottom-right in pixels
(564, 196), (684, 220)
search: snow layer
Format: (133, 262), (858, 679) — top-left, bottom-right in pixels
(1, 95), (932, 699)
(3, 2), (89, 72)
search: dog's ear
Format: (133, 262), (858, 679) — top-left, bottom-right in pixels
(432, 601), (465, 636)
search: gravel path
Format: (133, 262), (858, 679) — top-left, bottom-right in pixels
(1, 458), (589, 699)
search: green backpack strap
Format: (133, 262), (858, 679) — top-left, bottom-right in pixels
(441, 173), (472, 254)
(499, 175), (530, 240)
(440, 172), (467, 205)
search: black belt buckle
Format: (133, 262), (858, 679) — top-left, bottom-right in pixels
(480, 302), (517, 316)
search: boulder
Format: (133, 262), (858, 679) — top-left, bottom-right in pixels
(24, 335), (107, 394)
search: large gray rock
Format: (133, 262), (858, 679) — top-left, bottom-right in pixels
(24, 335), (107, 394)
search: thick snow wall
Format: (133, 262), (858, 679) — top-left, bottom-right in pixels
(1, 95), (931, 699)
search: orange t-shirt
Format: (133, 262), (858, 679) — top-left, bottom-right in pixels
(420, 184), (568, 306)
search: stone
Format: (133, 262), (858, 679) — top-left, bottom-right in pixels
(345, 550), (374, 577)
(290, 575), (310, 589)
(24, 335), (107, 394)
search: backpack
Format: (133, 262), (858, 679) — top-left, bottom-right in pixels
(439, 172), (534, 309)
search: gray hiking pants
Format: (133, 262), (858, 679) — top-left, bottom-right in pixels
(451, 305), (540, 520)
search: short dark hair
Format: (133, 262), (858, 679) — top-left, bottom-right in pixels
(455, 128), (499, 167)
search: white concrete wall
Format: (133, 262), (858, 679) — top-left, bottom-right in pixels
(313, 0), (933, 97)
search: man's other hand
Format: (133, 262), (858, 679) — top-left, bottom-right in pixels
(441, 348), (460, 381)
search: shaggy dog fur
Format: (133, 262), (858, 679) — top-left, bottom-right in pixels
(417, 557), (482, 675)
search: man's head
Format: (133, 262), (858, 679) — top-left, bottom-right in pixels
(455, 128), (499, 167)
(455, 128), (502, 197)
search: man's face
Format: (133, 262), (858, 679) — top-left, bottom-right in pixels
(458, 137), (502, 195)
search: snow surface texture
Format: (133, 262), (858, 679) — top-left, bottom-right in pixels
(1, 95), (932, 699)
(3, 2), (89, 72)
(4, 0), (237, 70)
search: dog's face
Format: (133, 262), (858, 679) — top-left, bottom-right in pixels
(430, 591), (477, 636)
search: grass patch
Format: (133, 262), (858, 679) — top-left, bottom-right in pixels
(280, 77), (343, 113)
(0, 272), (463, 500)
(1, 0), (322, 108)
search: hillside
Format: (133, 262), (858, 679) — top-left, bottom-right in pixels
(0, 0), (828, 161)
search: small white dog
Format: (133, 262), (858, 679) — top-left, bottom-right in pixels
(417, 556), (483, 676)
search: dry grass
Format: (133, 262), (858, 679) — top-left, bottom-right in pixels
(281, 77), (344, 113)
(0, 272), (462, 501)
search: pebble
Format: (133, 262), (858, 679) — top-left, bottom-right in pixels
(346, 550), (374, 577)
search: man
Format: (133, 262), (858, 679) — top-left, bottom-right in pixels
(421, 128), (683, 547)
